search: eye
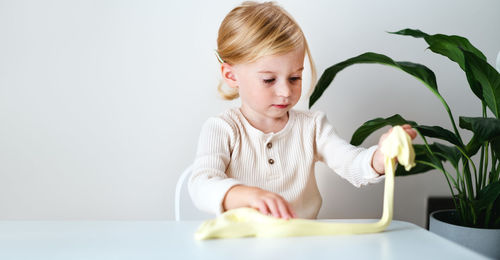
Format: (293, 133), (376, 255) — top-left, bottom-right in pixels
(289, 77), (301, 83)
(263, 78), (275, 84)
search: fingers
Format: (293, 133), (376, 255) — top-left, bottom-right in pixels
(390, 124), (417, 140)
(290, 207), (297, 218)
(255, 200), (270, 216)
(266, 198), (281, 218)
(401, 124), (418, 139)
(265, 196), (294, 220)
(276, 199), (295, 220)
(251, 190), (295, 220)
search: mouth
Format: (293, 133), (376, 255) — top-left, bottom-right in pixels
(272, 104), (289, 109)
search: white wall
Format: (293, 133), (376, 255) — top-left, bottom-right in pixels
(0, 0), (499, 226)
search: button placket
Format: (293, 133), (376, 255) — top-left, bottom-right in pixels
(265, 138), (274, 166)
(266, 141), (274, 165)
(265, 137), (279, 180)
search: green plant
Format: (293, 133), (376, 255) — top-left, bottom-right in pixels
(309, 28), (500, 228)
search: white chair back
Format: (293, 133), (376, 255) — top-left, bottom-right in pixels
(174, 165), (214, 221)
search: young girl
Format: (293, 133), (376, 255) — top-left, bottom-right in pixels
(188, 1), (416, 220)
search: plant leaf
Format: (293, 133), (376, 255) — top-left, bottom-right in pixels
(395, 161), (432, 176)
(428, 37), (487, 100)
(390, 29), (487, 100)
(351, 116), (462, 148)
(459, 117), (500, 141)
(492, 137), (500, 157)
(460, 117), (500, 155)
(463, 50), (500, 118)
(309, 52), (440, 108)
(416, 125), (463, 148)
(426, 34), (487, 69)
(389, 28), (429, 38)
(349, 114), (417, 146)
(389, 29), (487, 67)
(474, 181), (500, 210)
(432, 142), (461, 169)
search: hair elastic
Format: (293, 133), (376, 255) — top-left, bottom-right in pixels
(214, 50), (225, 63)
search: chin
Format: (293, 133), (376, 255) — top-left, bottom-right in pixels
(269, 110), (289, 118)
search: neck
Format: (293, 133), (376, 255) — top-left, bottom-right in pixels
(239, 108), (289, 134)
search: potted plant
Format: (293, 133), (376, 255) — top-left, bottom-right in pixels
(309, 28), (500, 258)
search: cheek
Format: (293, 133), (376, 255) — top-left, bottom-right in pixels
(238, 83), (264, 102)
(293, 84), (302, 98)
(248, 88), (273, 102)
(296, 84), (302, 93)
(238, 79), (270, 99)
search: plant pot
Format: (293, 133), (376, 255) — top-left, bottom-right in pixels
(429, 209), (500, 259)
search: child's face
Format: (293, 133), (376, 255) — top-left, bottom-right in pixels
(228, 48), (305, 120)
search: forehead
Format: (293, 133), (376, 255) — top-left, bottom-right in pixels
(240, 48), (305, 73)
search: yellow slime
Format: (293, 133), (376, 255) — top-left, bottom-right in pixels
(195, 125), (415, 240)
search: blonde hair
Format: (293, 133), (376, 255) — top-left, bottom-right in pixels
(216, 1), (317, 100)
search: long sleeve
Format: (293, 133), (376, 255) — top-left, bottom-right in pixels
(314, 112), (384, 187)
(188, 117), (242, 215)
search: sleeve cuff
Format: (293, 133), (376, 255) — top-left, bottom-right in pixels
(189, 173), (243, 216)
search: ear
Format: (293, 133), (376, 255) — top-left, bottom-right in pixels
(221, 63), (238, 89)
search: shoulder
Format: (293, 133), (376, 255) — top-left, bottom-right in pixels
(200, 108), (241, 137)
(291, 109), (328, 125)
(291, 110), (337, 142)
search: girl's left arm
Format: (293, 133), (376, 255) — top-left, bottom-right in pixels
(314, 111), (383, 187)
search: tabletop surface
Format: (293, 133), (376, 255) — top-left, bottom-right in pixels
(0, 219), (487, 260)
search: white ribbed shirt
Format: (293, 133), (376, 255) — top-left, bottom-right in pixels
(188, 108), (384, 219)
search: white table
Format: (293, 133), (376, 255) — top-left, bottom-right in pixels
(0, 220), (487, 260)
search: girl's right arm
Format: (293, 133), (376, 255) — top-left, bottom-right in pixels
(189, 116), (295, 219)
(223, 185), (296, 220)
(188, 117), (242, 215)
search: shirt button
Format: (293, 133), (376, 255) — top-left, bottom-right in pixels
(267, 142), (272, 149)
(268, 158), (274, 164)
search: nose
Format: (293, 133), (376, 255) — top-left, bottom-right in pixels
(275, 81), (292, 97)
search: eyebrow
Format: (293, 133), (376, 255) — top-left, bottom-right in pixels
(258, 67), (304, 73)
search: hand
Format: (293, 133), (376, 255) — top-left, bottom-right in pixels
(223, 185), (297, 219)
(371, 124), (417, 175)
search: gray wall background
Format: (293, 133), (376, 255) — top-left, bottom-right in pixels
(1, 0), (499, 227)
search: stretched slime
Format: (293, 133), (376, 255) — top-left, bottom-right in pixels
(195, 125), (415, 240)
